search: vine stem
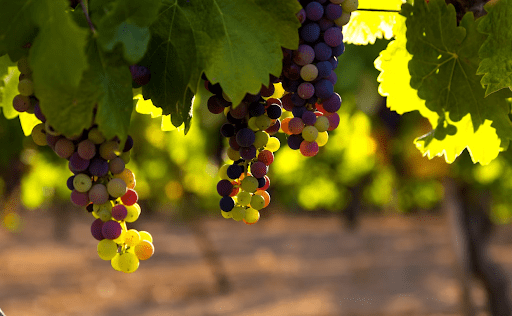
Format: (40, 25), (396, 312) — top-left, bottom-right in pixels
(356, 8), (401, 12)
(80, 0), (96, 34)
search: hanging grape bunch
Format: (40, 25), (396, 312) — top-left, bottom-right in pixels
(12, 52), (154, 274)
(281, 0), (357, 156)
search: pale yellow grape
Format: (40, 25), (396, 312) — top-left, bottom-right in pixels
(227, 147), (241, 161)
(237, 191), (252, 206)
(125, 203), (141, 222)
(139, 231), (153, 243)
(317, 131), (329, 147)
(250, 194), (265, 210)
(218, 164), (230, 180)
(255, 115), (271, 130)
(73, 173), (92, 193)
(244, 208), (260, 224)
(334, 11), (351, 27)
(118, 252), (139, 273)
(97, 239), (118, 260)
(107, 178), (127, 198)
(88, 128), (105, 144)
(302, 126), (319, 142)
(248, 117), (259, 131)
(241, 176), (258, 193)
(134, 240), (154, 260)
(231, 206), (245, 221)
(111, 253), (121, 271)
(124, 229), (141, 247)
(266, 137), (280, 152)
(221, 210), (233, 219)
(31, 123), (47, 146)
(314, 116), (330, 132)
(300, 64), (318, 82)
(253, 131), (269, 148)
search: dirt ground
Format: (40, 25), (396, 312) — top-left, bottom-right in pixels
(1, 208), (510, 316)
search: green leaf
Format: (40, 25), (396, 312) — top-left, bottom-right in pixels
(0, 55), (19, 119)
(343, 0), (405, 45)
(402, 0), (512, 164)
(476, 0), (512, 96)
(94, 0), (161, 64)
(142, 0), (302, 118)
(0, 0), (38, 59)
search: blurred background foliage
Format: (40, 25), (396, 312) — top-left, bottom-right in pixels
(3, 38), (512, 233)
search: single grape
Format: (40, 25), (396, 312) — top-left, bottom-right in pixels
(255, 115), (271, 130)
(217, 179), (234, 196)
(288, 117), (305, 134)
(255, 190), (271, 207)
(227, 147), (241, 161)
(300, 64), (318, 82)
(241, 176), (258, 193)
(287, 134), (304, 150)
(109, 157), (125, 175)
(300, 23), (321, 43)
(341, 0), (359, 13)
(18, 78), (34, 96)
(220, 196), (235, 212)
(325, 3), (343, 20)
(99, 140), (119, 161)
(332, 43), (345, 57)
(139, 231), (153, 243)
(230, 102), (249, 119)
(314, 42), (333, 61)
(260, 84), (275, 98)
(112, 204), (128, 221)
(237, 191), (252, 206)
(123, 135), (134, 152)
(208, 95), (225, 114)
(258, 150), (274, 166)
(124, 229), (141, 247)
(54, 138), (75, 159)
(314, 115), (330, 132)
(31, 123), (47, 146)
(240, 145), (257, 160)
(218, 164), (231, 180)
(243, 208), (260, 224)
(89, 158), (109, 177)
(316, 61), (333, 78)
(314, 79), (334, 99)
(73, 173), (92, 193)
(300, 140), (320, 157)
(305, 1), (324, 21)
(12, 94), (30, 112)
(33, 103), (46, 122)
(77, 139), (96, 160)
(334, 11), (352, 27)
(118, 252), (139, 273)
(134, 240), (154, 260)
(281, 118), (292, 135)
(111, 253), (121, 271)
(71, 190), (89, 206)
(327, 112), (340, 131)
(261, 176), (270, 191)
(67, 176), (75, 190)
(318, 17), (334, 31)
(327, 70), (338, 85)
(125, 203), (141, 222)
(227, 164), (243, 180)
(266, 119), (281, 135)
(253, 131), (270, 148)
(322, 92), (342, 113)
(91, 218), (105, 241)
(231, 206), (245, 221)
(89, 183), (109, 205)
(88, 128), (105, 144)
(102, 220), (122, 239)
(266, 137), (280, 152)
(129, 65), (151, 87)
(250, 194), (265, 210)
(17, 56), (31, 74)
(121, 189), (138, 206)
(324, 27), (343, 47)
(107, 178), (127, 198)
(266, 104), (282, 120)
(220, 123), (235, 138)
(302, 111), (317, 126)
(236, 128), (256, 147)
(317, 131), (329, 147)
(302, 125), (319, 142)
(296, 8), (307, 23)
(298, 82), (315, 100)
(97, 239), (118, 260)
(113, 168), (135, 189)
(293, 45), (315, 66)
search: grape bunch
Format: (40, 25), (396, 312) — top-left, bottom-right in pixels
(12, 53), (154, 273)
(279, 0), (358, 156)
(206, 77), (279, 225)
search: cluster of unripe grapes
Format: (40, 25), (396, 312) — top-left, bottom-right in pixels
(207, 77), (278, 225)
(12, 52), (154, 273)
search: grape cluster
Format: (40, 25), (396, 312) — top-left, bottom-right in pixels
(206, 77), (279, 225)
(12, 54), (154, 273)
(279, 0), (358, 156)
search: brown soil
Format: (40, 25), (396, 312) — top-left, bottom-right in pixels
(1, 209), (509, 316)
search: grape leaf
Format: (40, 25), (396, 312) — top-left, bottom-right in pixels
(343, 0), (405, 45)
(476, 0), (512, 96)
(93, 0), (162, 64)
(376, 8), (509, 165)
(0, 0), (38, 59)
(141, 0), (302, 126)
(0, 55), (19, 119)
(402, 0), (512, 164)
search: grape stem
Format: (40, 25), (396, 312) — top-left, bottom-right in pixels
(356, 8), (401, 12)
(80, 0), (96, 34)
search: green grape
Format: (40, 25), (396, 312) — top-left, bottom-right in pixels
(111, 253), (122, 271)
(73, 173), (92, 193)
(124, 229), (141, 247)
(266, 137), (280, 152)
(18, 78), (34, 96)
(237, 191), (252, 206)
(31, 123), (47, 146)
(17, 56), (31, 74)
(250, 194), (265, 210)
(125, 203), (141, 222)
(302, 126), (319, 142)
(244, 208), (260, 224)
(255, 115), (271, 130)
(241, 176), (258, 193)
(341, 0), (358, 13)
(253, 131), (269, 149)
(221, 210), (233, 219)
(88, 128), (105, 144)
(248, 117), (259, 131)
(314, 116), (329, 132)
(97, 239), (118, 260)
(118, 252), (139, 273)
(139, 231), (153, 243)
(231, 206), (245, 221)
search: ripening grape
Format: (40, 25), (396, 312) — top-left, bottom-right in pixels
(314, 116), (330, 132)
(69, 152), (90, 172)
(13, 94), (31, 112)
(124, 229), (141, 247)
(121, 189), (138, 206)
(253, 131), (270, 148)
(255, 115), (271, 130)
(298, 82), (315, 100)
(89, 183), (109, 205)
(113, 168), (135, 189)
(31, 123), (47, 146)
(258, 150), (274, 166)
(97, 239), (118, 260)
(18, 78), (34, 96)
(240, 145), (257, 160)
(88, 128), (105, 144)
(71, 190), (90, 206)
(73, 173), (92, 193)
(54, 138), (75, 159)
(250, 161), (268, 178)
(17, 56), (31, 74)
(293, 45), (315, 66)
(327, 112), (340, 131)
(108, 157), (125, 175)
(107, 178), (127, 198)
(134, 240), (154, 260)
(102, 220), (122, 239)
(112, 204), (128, 221)
(77, 139), (96, 160)
(222, 210), (233, 219)
(230, 102), (249, 119)
(302, 125), (319, 142)
(118, 252), (139, 273)
(300, 140), (320, 157)
(288, 117), (305, 134)
(334, 11), (352, 27)
(324, 27), (343, 47)
(125, 203), (141, 222)
(227, 147), (241, 161)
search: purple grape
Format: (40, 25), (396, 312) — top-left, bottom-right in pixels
(292, 106), (307, 118)
(220, 123), (235, 138)
(293, 45), (315, 66)
(266, 104), (282, 119)
(332, 43), (345, 57)
(77, 139), (96, 160)
(69, 152), (90, 172)
(329, 56), (338, 69)
(282, 78), (300, 93)
(123, 135), (134, 152)
(12, 94), (30, 112)
(229, 136), (240, 151)
(91, 218), (105, 241)
(220, 196), (235, 212)
(318, 18), (334, 31)
(317, 61), (333, 78)
(112, 205), (127, 221)
(325, 3), (343, 20)
(230, 102), (249, 119)
(71, 190), (89, 206)
(67, 176), (75, 190)
(243, 92), (261, 103)
(291, 93), (306, 107)
(287, 134), (304, 150)
(314, 79), (334, 99)
(327, 70), (337, 85)
(208, 95), (225, 114)
(300, 23), (320, 43)
(249, 102), (265, 117)
(283, 63), (301, 80)
(305, 2), (324, 21)
(324, 27), (343, 47)
(102, 220), (122, 240)
(33, 103), (46, 122)
(257, 177), (266, 188)
(302, 111), (317, 125)
(251, 161), (268, 178)
(296, 8), (307, 24)
(227, 164), (243, 179)
(236, 128), (256, 147)
(298, 82), (315, 100)
(240, 145), (257, 160)
(46, 134), (60, 150)
(89, 158), (109, 177)
(322, 92), (342, 113)
(265, 119), (281, 135)
(314, 42), (333, 61)
(129, 65), (151, 87)
(217, 180), (233, 196)
(260, 84), (275, 98)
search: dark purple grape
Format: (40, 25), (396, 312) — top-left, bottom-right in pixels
(283, 63), (301, 80)
(287, 134), (304, 150)
(296, 8), (307, 24)
(265, 119), (281, 135)
(67, 176), (75, 190)
(300, 23), (321, 43)
(240, 145), (257, 160)
(69, 152), (90, 172)
(291, 93), (306, 107)
(324, 27), (343, 47)
(236, 128), (256, 147)
(302, 111), (317, 125)
(317, 61), (333, 78)
(321, 92), (342, 113)
(33, 103), (46, 122)
(220, 123), (235, 138)
(260, 84), (275, 98)
(207, 82), (223, 95)
(250, 161), (268, 178)
(329, 56), (338, 69)
(208, 95), (226, 114)
(318, 18), (334, 31)
(89, 158), (109, 177)
(325, 3), (343, 20)
(332, 43), (345, 57)
(249, 102), (266, 117)
(305, 2), (324, 21)
(123, 135), (134, 152)
(217, 180), (234, 196)
(314, 42), (333, 61)
(229, 136), (240, 151)
(91, 218), (105, 241)
(220, 196), (235, 212)
(227, 164), (243, 179)
(314, 79), (334, 99)
(292, 106), (307, 118)
(129, 65), (151, 87)
(257, 177), (266, 188)
(282, 78), (300, 93)
(327, 70), (337, 85)
(266, 104), (282, 119)
(243, 93), (261, 103)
